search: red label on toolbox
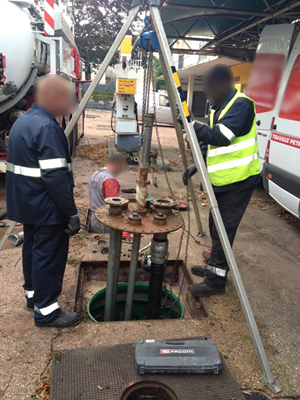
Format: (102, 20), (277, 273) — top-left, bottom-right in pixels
(161, 350), (170, 354)
(271, 133), (300, 149)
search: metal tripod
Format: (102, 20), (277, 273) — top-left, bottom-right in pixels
(64, 0), (281, 393)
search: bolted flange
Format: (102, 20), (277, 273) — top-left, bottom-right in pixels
(152, 198), (176, 216)
(105, 197), (129, 216)
(153, 212), (166, 225)
(128, 212), (142, 225)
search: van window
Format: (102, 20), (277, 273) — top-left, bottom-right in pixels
(159, 95), (169, 107)
(279, 54), (300, 122)
(246, 53), (285, 114)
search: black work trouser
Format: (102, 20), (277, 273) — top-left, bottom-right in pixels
(23, 223), (69, 324)
(204, 186), (255, 289)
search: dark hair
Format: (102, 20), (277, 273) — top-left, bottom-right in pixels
(203, 64), (234, 85)
(105, 153), (126, 165)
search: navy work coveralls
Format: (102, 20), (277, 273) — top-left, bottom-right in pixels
(6, 104), (77, 324)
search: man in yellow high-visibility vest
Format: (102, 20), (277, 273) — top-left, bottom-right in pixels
(182, 64), (260, 298)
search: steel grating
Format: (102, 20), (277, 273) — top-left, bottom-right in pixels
(51, 338), (245, 400)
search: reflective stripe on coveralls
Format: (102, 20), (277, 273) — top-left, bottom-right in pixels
(206, 265), (227, 277)
(25, 290), (34, 298)
(34, 302), (60, 316)
(207, 92), (260, 186)
(6, 159), (72, 177)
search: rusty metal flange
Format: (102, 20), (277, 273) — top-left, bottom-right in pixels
(104, 197), (129, 215)
(95, 203), (182, 234)
(152, 198), (176, 216)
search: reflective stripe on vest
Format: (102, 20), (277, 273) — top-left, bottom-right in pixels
(6, 160), (72, 178)
(207, 92), (260, 187)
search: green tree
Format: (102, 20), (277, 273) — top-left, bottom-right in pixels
(153, 56), (166, 91)
(71, 0), (138, 67)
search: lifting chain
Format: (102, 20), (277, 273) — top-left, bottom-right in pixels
(141, 46), (192, 309)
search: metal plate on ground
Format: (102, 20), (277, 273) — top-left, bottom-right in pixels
(95, 204), (183, 234)
(50, 339), (245, 400)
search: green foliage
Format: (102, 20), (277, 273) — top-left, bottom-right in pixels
(70, 0), (139, 67)
(153, 56), (166, 90)
(92, 89), (114, 102)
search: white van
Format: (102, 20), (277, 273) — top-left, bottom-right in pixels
(135, 92), (174, 125)
(247, 24), (300, 218)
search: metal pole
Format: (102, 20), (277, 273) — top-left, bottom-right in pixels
(124, 233), (141, 321)
(136, 114), (154, 209)
(110, 229), (122, 320)
(147, 233), (168, 320)
(0, 221), (17, 251)
(64, 5), (141, 138)
(159, 52), (204, 236)
(150, 4), (281, 394)
(104, 228), (122, 321)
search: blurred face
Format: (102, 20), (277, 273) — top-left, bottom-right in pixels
(47, 85), (74, 117)
(36, 76), (75, 117)
(108, 161), (128, 177)
(203, 79), (233, 107)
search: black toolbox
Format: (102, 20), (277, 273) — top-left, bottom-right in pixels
(135, 339), (222, 375)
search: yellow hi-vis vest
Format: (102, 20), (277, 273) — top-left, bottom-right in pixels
(207, 92), (260, 186)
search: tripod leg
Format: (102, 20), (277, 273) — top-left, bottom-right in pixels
(159, 52), (204, 236)
(64, 4), (141, 139)
(0, 221), (17, 251)
(151, 5), (281, 394)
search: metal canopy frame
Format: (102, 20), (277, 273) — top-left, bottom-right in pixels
(64, 0), (281, 394)
(160, 0), (300, 61)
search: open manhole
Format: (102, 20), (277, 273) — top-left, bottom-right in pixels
(73, 261), (207, 321)
(121, 381), (178, 400)
(88, 282), (184, 322)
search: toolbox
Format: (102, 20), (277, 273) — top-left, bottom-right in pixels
(135, 339), (222, 375)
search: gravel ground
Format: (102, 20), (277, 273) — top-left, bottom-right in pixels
(0, 111), (299, 400)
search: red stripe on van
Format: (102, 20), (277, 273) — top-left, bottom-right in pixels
(271, 133), (300, 149)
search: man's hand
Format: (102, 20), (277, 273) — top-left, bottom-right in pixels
(182, 164), (197, 185)
(65, 214), (80, 236)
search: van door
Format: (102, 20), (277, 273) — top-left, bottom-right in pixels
(265, 33), (300, 218)
(246, 25), (295, 170)
(156, 94), (173, 124)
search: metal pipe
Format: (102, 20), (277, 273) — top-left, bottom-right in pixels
(136, 113), (155, 208)
(10, 231), (24, 247)
(110, 229), (123, 320)
(147, 233), (168, 319)
(151, 5), (281, 393)
(104, 228), (122, 321)
(64, 5), (141, 138)
(124, 233), (141, 321)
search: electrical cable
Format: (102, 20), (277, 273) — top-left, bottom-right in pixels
(80, 223), (97, 233)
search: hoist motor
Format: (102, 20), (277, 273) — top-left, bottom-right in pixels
(137, 16), (160, 51)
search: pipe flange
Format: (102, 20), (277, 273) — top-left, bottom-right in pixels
(153, 212), (166, 225)
(152, 198), (176, 216)
(128, 212), (142, 225)
(105, 197), (129, 215)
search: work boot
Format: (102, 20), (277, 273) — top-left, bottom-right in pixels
(26, 298), (34, 311)
(191, 265), (207, 278)
(189, 282), (225, 297)
(35, 312), (80, 328)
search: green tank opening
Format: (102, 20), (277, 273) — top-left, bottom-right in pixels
(88, 282), (184, 322)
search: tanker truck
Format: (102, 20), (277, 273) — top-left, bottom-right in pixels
(0, 0), (91, 173)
